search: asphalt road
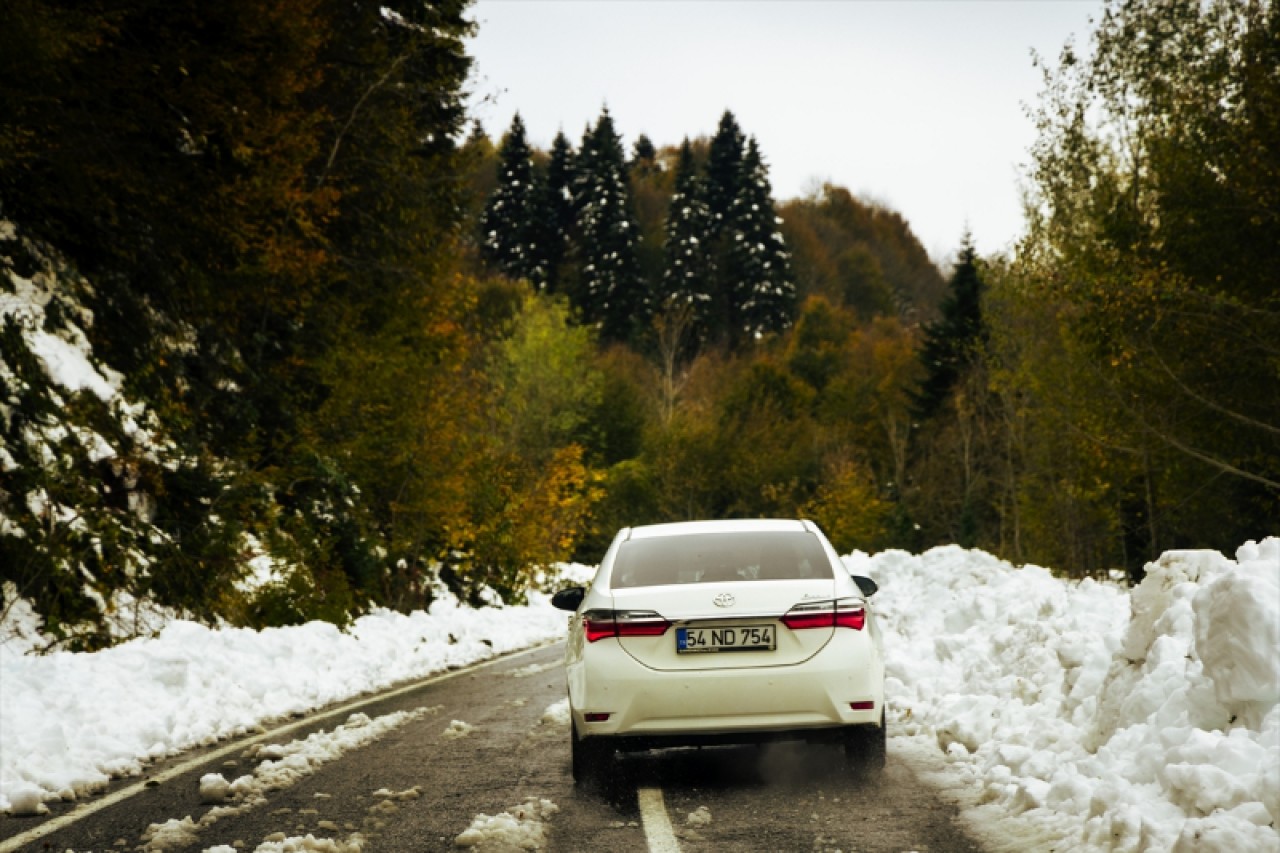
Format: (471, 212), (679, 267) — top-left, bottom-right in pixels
(2, 641), (987, 852)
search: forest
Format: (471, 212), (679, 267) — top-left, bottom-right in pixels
(0, 0), (1275, 647)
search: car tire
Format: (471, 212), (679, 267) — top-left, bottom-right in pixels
(571, 721), (613, 786)
(844, 708), (887, 777)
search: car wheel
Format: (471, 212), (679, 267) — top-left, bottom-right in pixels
(571, 721), (613, 785)
(844, 708), (887, 777)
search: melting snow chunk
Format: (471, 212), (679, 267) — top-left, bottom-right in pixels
(454, 797), (558, 849)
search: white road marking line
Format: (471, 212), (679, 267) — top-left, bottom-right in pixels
(0, 642), (558, 853)
(637, 787), (681, 853)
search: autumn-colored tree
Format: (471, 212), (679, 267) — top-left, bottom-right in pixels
(780, 185), (944, 322)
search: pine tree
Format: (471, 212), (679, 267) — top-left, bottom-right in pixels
(726, 137), (795, 342)
(570, 108), (648, 342)
(913, 237), (986, 419)
(480, 114), (548, 286)
(660, 139), (715, 341)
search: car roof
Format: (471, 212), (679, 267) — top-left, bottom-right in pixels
(625, 519), (814, 540)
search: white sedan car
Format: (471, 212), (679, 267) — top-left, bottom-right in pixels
(551, 518), (885, 784)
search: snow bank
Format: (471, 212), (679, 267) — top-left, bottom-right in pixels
(849, 538), (1280, 852)
(0, 590), (568, 813)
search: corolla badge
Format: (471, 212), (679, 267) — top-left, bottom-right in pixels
(713, 592), (736, 608)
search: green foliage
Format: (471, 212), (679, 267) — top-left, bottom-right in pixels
(489, 293), (604, 464)
(913, 238), (986, 420)
(588, 347), (654, 467)
(238, 564), (356, 629)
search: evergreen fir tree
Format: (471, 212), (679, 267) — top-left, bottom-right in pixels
(704, 110), (746, 224)
(632, 134), (656, 164)
(535, 129), (575, 293)
(726, 137), (795, 342)
(699, 110), (748, 347)
(660, 138), (715, 342)
(480, 114), (548, 286)
(631, 134), (658, 176)
(913, 236), (987, 419)
(571, 108), (648, 342)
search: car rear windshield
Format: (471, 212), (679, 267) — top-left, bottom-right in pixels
(610, 530), (834, 588)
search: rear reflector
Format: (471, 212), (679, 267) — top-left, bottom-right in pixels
(781, 599), (866, 631)
(584, 712), (612, 722)
(850, 701), (876, 711)
(583, 609), (671, 643)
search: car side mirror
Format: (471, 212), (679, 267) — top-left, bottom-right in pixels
(852, 575), (878, 598)
(551, 586), (586, 612)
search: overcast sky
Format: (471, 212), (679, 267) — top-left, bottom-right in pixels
(464, 0), (1104, 264)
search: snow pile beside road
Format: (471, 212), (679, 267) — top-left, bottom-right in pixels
(849, 538), (1280, 852)
(0, 590), (568, 814)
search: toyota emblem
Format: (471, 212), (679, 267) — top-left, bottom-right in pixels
(713, 592), (736, 608)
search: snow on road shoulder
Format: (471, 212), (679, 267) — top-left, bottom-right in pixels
(849, 538), (1280, 853)
(0, 588), (568, 814)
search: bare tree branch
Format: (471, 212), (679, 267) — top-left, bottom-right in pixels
(317, 54), (409, 188)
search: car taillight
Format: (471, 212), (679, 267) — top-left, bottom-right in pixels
(836, 600), (867, 631)
(582, 609), (671, 642)
(781, 599), (866, 631)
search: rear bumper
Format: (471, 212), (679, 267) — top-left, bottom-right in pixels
(567, 631), (884, 742)
(596, 725), (873, 754)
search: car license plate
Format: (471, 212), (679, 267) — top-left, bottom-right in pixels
(676, 625), (775, 653)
